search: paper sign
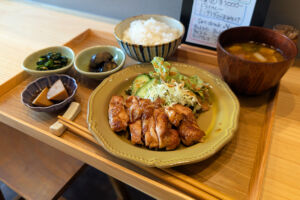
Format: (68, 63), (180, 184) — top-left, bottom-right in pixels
(186, 0), (257, 48)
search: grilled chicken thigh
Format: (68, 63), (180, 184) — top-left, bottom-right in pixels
(172, 104), (197, 122)
(125, 96), (143, 144)
(164, 129), (180, 150)
(172, 104), (205, 146)
(108, 96), (205, 150)
(153, 97), (164, 108)
(142, 116), (159, 148)
(154, 108), (169, 148)
(108, 96), (129, 132)
(125, 96), (142, 123)
(129, 119), (143, 145)
(140, 99), (159, 148)
(139, 99), (155, 118)
(178, 118), (205, 146)
(165, 106), (183, 127)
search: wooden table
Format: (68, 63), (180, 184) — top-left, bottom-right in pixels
(0, 1), (299, 199)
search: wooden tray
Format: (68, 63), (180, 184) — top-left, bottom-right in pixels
(0, 29), (278, 200)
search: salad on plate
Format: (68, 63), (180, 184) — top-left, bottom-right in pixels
(127, 57), (211, 113)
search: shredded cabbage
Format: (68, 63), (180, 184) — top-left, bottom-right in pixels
(151, 57), (210, 96)
(143, 81), (201, 109)
(142, 57), (211, 112)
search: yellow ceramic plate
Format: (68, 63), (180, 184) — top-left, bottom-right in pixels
(87, 62), (239, 168)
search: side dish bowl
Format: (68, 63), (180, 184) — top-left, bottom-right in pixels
(74, 45), (125, 79)
(217, 26), (297, 95)
(22, 46), (75, 76)
(21, 74), (77, 112)
(114, 14), (185, 62)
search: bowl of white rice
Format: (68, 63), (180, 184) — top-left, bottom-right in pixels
(114, 15), (185, 62)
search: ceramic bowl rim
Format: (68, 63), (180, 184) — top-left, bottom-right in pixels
(22, 46), (75, 73)
(114, 14), (185, 47)
(74, 45), (126, 76)
(217, 26), (298, 65)
(21, 74), (77, 111)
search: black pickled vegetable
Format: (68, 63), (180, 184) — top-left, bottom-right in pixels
(89, 51), (117, 72)
(36, 52), (68, 71)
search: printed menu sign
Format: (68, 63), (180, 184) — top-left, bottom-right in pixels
(186, 0), (257, 48)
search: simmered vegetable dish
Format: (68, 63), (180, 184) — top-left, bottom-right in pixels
(225, 41), (284, 63)
(36, 52), (68, 70)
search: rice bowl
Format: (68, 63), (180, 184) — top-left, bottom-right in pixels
(114, 14), (185, 62)
(123, 18), (180, 45)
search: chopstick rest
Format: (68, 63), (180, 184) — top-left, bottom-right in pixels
(49, 102), (81, 136)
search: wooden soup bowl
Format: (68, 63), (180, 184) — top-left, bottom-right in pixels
(217, 26), (297, 95)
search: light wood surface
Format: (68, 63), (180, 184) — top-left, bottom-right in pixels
(57, 115), (228, 200)
(0, 28), (277, 199)
(0, 1), (299, 199)
(0, 122), (84, 200)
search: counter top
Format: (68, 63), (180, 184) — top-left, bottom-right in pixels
(0, 1), (299, 199)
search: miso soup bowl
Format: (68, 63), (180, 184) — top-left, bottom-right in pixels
(217, 26), (297, 95)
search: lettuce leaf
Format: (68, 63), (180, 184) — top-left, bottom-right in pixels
(151, 57), (171, 81)
(151, 57), (207, 94)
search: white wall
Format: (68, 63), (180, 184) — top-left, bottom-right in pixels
(31, 0), (299, 52)
(30, 0), (182, 21)
(31, 0), (300, 27)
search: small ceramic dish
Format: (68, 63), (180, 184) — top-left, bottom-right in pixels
(74, 45), (125, 80)
(114, 14), (185, 62)
(21, 74), (77, 112)
(22, 46), (75, 77)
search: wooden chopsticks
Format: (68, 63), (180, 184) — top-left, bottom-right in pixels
(57, 115), (233, 200)
(57, 115), (95, 143)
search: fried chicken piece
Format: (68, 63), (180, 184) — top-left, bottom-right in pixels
(163, 129), (180, 150)
(140, 99), (159, 148)
(108, 96), (129, 132)
(125, 96), (142, 123)
(142, 116), (159, 148)
(172, 104), (205, 146)
(154, 107), (181, 150)
(139, 99), (155, 118)
(129, 119), (143, 145)
(154, 108), (169, 148)
(173, 104), (196, 122)
(126, 96), (143, 144)
(153, 97), (165, 108)
(165, 106), (183, 127)
(178, 118), (205, 146)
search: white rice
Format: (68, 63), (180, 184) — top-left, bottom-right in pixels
(122, 18), (180, 45)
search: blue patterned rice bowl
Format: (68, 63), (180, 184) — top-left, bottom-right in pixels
(114, 15), (185, 62)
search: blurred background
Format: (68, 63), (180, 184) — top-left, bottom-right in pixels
(29, 0), (300, 53)
(29, 0), (299, 29)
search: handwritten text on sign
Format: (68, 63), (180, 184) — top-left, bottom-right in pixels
(186, 0), (257, 48)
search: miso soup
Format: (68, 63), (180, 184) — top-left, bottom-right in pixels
(225, 41), (284, 62)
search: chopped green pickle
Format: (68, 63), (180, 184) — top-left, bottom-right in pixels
(36, 52), (68, 71)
